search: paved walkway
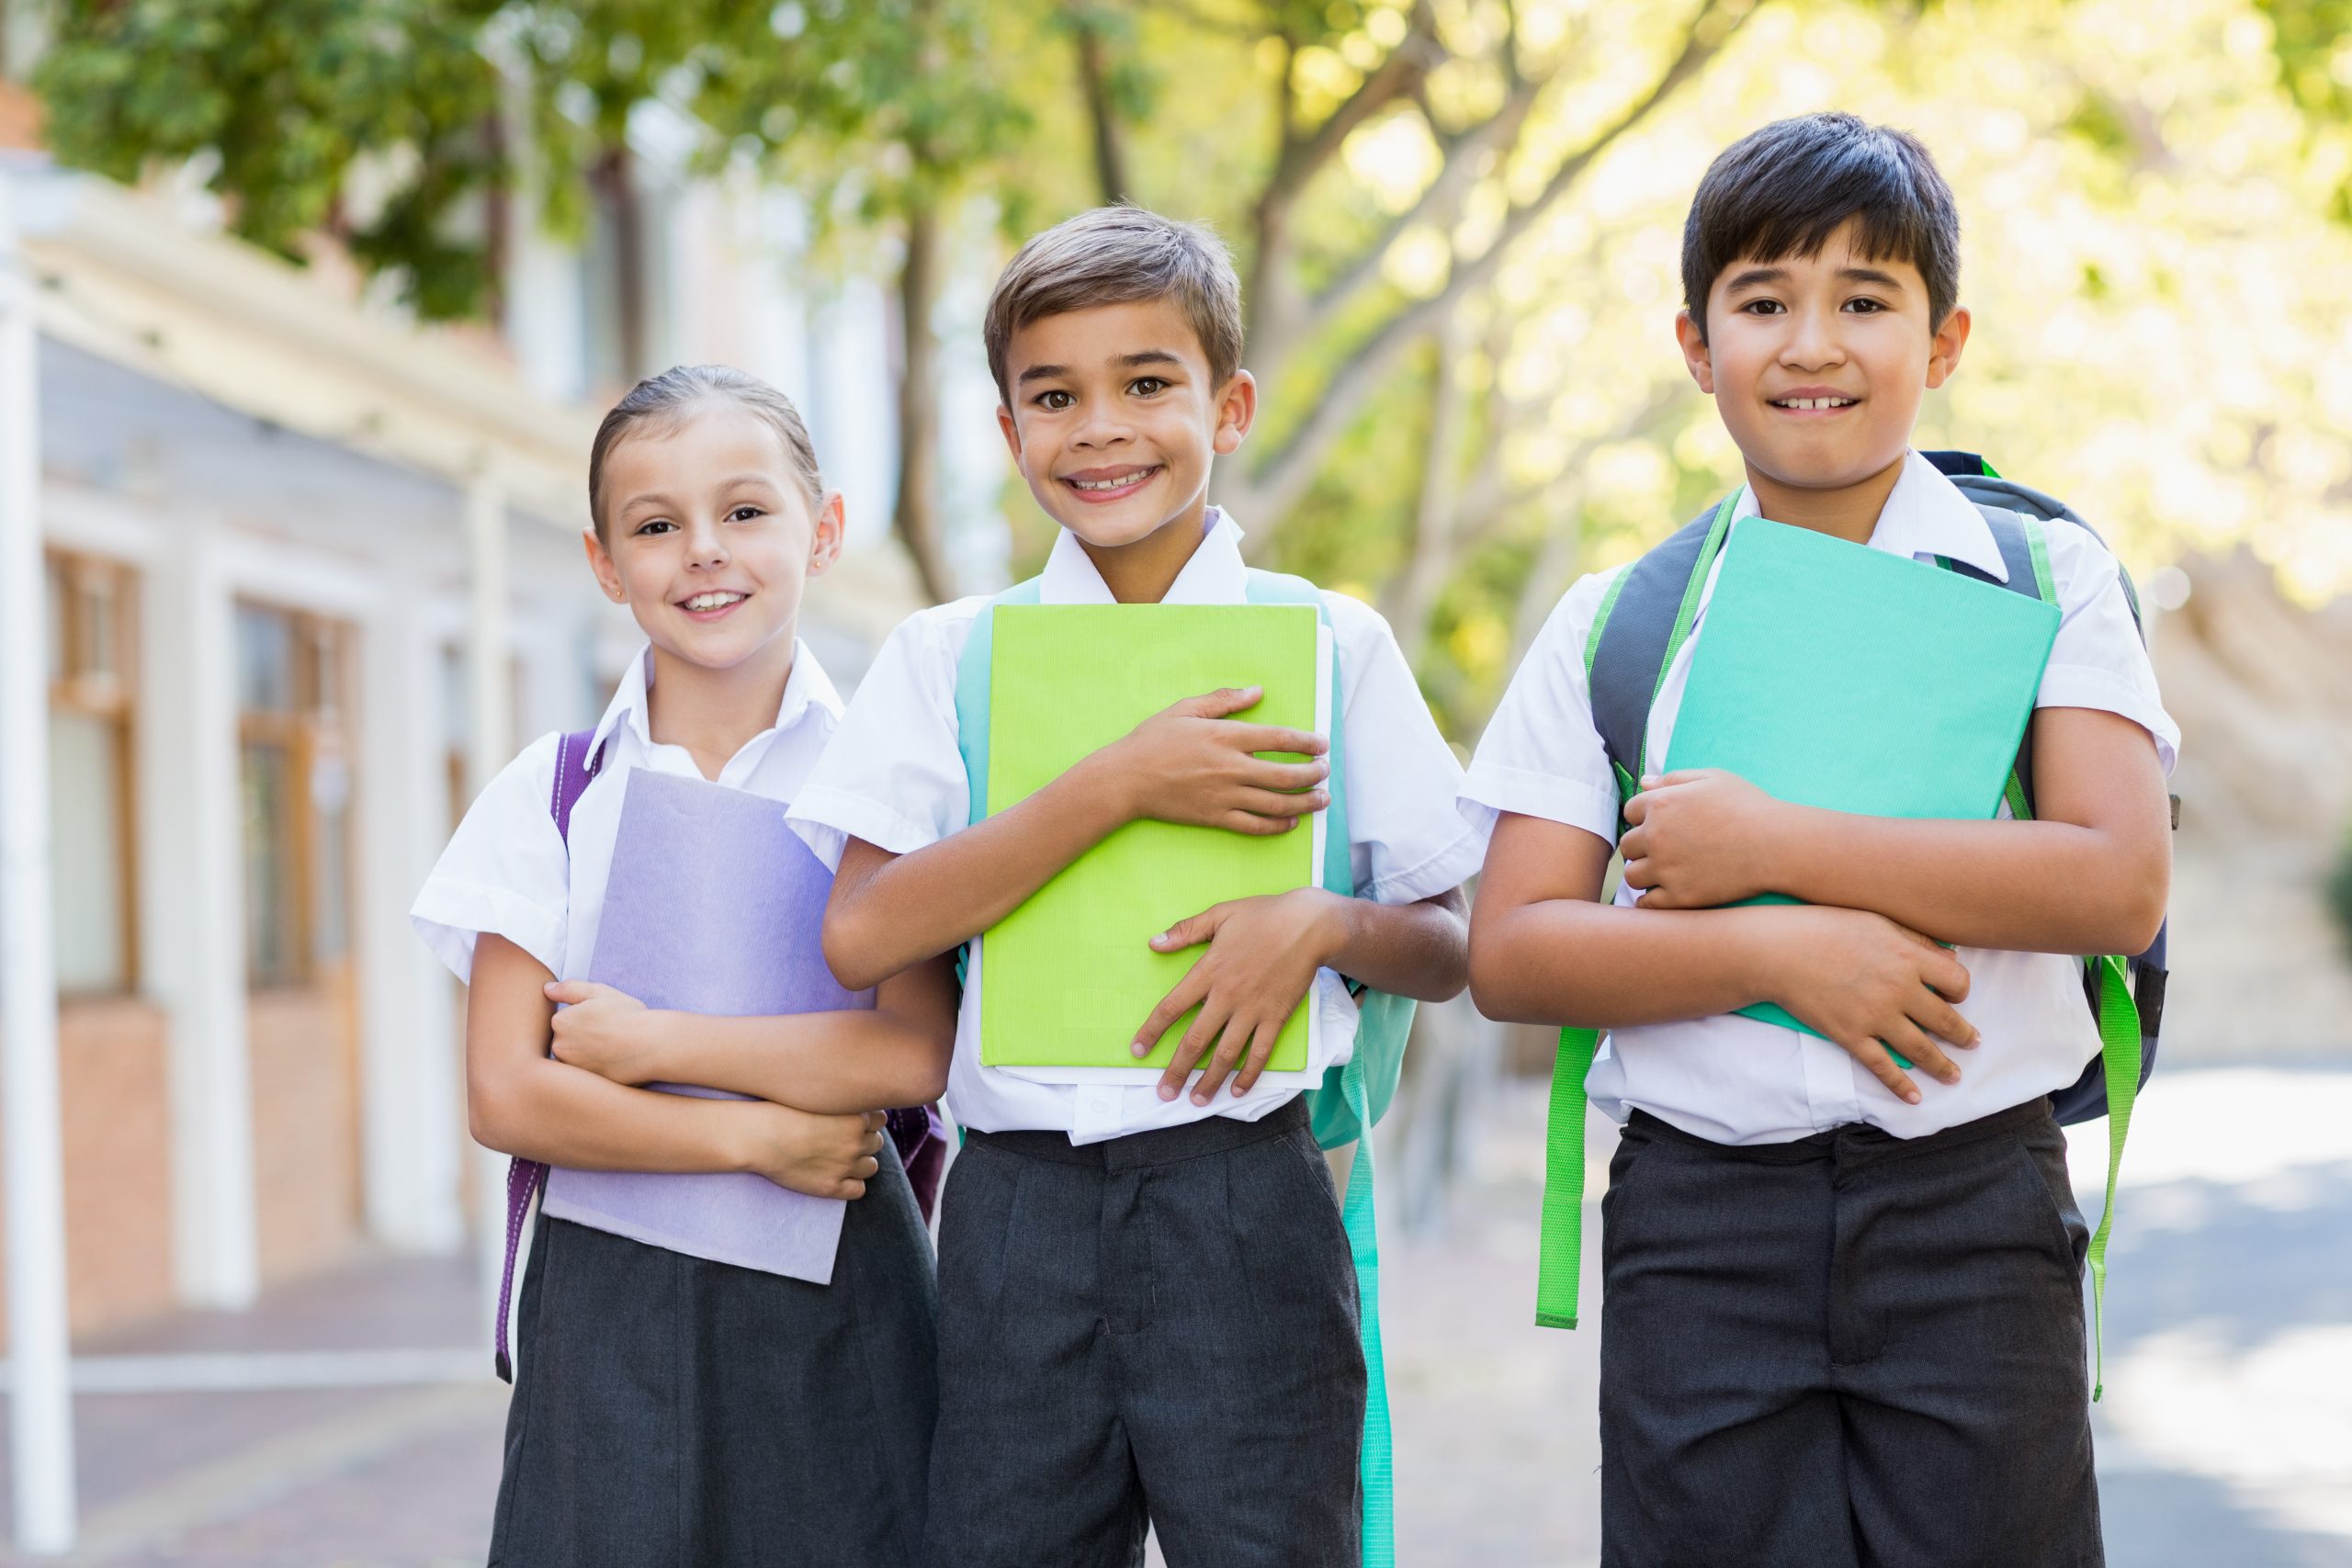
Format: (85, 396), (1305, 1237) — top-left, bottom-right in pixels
(4, 1065), (2347, 1565)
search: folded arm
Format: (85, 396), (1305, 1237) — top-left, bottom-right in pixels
(822, 687), (1329, 989)
(465, 933), (886, 1199)
(1468, 812), (1977, 1103)
(545, 953), (960, 1111)
(1623, 705), (2170, 955)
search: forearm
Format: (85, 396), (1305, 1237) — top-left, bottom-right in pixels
(468, 1054), (756, 1173)
(634, 1007), (950, 1112)
(1469, 897), (1778, 1028)
(1766, 809), (2165, 954)
(1321, 887), (1470, 1003)
(824, 754), (1131, 989)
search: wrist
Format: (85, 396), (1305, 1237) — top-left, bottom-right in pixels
(1060, 741), (1141, 833)
(1721, 905), (1792, 1009)
(1299, 886), (1355, 969)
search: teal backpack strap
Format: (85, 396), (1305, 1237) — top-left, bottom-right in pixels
(950, 580), (1043, 985)
(1532, 493), (1736, 1332)
(1243, 567), (1402, 1568)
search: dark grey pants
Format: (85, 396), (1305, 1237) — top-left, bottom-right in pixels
(488, 1134), (938, 1568)
(924, 1097), (1365, 1567)
(1600, 1096), (2103, 1568)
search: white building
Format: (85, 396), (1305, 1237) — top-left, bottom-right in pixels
(0, 59), (1005, 1493)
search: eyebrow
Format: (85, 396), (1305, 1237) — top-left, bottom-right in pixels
(618, 473), (782, 513)
(1724, 264), (1910, 291)
(1015, 348), (1185, 386)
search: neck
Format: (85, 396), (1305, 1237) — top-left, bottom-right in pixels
(1074, 498), (1213, 604)
(642, 628), (796, 781)
(1744, 451), (1907, 545)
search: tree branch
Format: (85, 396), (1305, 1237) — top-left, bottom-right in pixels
(1069, 3), (1131, 202)
(1238, 0), (1757, 530)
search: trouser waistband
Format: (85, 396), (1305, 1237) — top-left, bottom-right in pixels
(1625, 1094), (2056, 1170)
(967, 1095), (1309, 1172)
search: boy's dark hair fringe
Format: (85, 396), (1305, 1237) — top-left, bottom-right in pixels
(985, 205), (1244, 405)
(1681, 112), (1961, 338)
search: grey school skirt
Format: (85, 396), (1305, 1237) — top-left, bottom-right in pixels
(487, 1135), (938, 1568)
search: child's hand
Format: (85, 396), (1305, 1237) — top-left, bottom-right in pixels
(1132, 888), (1344, 1104)
(1107, 687), (1330, 836)
(736, 1104), (886, 1200)
(544, 980), (663, 1084)
(1757, 905), (1981, 1104)
(1621, 769), (1791, 908)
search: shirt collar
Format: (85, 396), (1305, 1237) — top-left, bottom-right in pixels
(1731, 449), (2008, 582)
(1037, 506), (1253, 605)
(586, 637), (841, 763)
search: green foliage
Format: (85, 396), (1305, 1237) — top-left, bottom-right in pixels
(2330, 829), (2352, 964)
(2256, 0), (2352, 221)
(36, 0), (507, 315)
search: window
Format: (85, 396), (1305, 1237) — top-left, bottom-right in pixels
(46, 552), (139, 994)
(237, 604), (356, 989)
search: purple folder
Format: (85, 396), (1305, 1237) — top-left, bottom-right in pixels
(540, 768), (874, 1282)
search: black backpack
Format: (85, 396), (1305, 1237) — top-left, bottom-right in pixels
(1535, 452), (2171, 1400)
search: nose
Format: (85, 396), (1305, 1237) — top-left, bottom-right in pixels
(682, 514), (730, 569)
(1071, 398), (1133, 450)
(1779, 303), (1846, 371)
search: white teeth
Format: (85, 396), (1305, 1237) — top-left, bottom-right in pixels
(1776, 397), (1856, 410)
(684, 592), (745, 611)
(1070, 469), (1154, 491)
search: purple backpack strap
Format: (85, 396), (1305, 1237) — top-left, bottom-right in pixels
(494, 729), (602, 1383)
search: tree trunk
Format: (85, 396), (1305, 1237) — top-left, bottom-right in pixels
(1070, 6), (1128, 203)
(1385, 307), (1472, 666)
(595, 144), (649, 382)
(892, 203), (956, 605)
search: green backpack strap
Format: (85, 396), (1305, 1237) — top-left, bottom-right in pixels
(1243, 567), (1403, 1568)
(1532, 491), (1739, 1332)
(1938, 511), (2138, 1401)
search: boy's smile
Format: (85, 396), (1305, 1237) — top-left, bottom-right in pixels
(1677, 218), (1969, 538)
(997, 298), (1255, 597)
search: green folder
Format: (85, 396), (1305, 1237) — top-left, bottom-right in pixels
(980, 604), (1323, 1072)
(1662, 519), (2061, 1032)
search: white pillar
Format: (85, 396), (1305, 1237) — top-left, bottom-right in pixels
(355, 572), (465, 1251)
(0, 164), (80, 1557)
(141, 515), (259, 1310)
(464, 477), (515, 1342)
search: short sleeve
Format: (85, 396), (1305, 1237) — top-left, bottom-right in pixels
(786, 604), (978, 871)
(410, 732), (571, 982)
(1324, 594), (1487, 904)
(2035, 524), (2180, 774)
(1457, 570), (1627, 846)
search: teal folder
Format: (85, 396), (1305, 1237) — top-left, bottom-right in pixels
(1661, 518), (2062, 1032)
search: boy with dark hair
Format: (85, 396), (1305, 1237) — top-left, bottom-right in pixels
(1464, 113), (2176, 1566)
(791, 205), (1485, 1567)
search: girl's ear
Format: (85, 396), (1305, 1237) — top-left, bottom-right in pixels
(582, 525), (628, 604)
(1211, 368), (1258, 457)
(807, 491), (846, 577)
(1674, 309), (1716, 395)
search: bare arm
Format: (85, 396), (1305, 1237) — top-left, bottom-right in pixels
(545, 953), (960, 1111)
(1467, 812), (1978, 1103)
(466, 933), (887, 1199)
(1623, 707), (2170, 955)
(822, 687), (1331, 990)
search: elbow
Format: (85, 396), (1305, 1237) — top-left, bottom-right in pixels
(2113, 874), (2169, 959)
(911, 1054), (952, 1105)
(1466, 937), (1536, 1025)
(821, 909), (890, 995)
(467, 1077), (523, 1156)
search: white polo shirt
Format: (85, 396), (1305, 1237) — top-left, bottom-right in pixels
(787, 508), (1487, 1144)
(1460, 450), (2181, 1145)
(412, 640), (844, 987)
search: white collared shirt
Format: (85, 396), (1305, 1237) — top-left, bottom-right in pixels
(787, 509), (1487, 1144)
(413, 639), (845, 987)
(1460, 450), (2181, 1145)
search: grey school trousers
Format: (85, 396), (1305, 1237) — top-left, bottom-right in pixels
(924, 1095), (1366, 1567)
(1599, 1095), (2104, 1568)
